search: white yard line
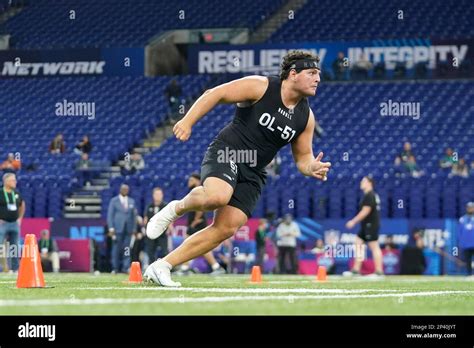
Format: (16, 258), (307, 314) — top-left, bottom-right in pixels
(77, 287), (402, 294)
(0, 291), (472, 307)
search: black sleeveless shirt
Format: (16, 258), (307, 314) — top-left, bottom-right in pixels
(215, 76), (310, 171)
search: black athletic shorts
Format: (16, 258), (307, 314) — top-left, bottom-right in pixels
(357, 223), (380, 242)
(200, 139), (266, 218)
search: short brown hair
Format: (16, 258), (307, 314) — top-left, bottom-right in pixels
(363, 176), (375, 188)
(280, 50), (320, 81)
(189, 172), (201, 180)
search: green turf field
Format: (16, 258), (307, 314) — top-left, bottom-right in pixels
(0, 273), (473, 315)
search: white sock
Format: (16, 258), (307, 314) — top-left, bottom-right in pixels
(171, 200), (184, 218)
(211, 263), (220, 271)
(180, 264), (189, 271)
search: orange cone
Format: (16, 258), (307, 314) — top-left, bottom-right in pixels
(128, 262), (143, 283)
(250, 265), (262, 283)
(317, 266), (327, 282)
(16, 234), (45, 288)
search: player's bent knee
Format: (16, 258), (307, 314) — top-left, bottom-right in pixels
(222, 227), (237, 239)
(203, 194), (230, 210)
(213, 225), (237, 241)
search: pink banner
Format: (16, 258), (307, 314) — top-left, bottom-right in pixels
(20, 218), (51, 239)
(299, 260), (317, 275)
(56, 239), (91, 272)
(299, 254), (335, 275)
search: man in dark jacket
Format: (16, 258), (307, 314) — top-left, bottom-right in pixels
(458, 202), (474, 276)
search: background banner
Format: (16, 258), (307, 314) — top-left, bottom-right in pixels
(188, 39), (473, 77)
(50, 218), (106, 242)
(20, 218), (51, 239)
(0, 47), (144, 77)
(22, 217), (462, 274)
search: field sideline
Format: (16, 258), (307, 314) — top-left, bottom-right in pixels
(0, 273), (473, 315)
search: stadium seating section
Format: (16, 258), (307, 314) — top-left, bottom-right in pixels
(5, 0), (283, 48)
(0, 75), (210, 218)
(269, 0), (474, 42)
(7, 0), (473, 47)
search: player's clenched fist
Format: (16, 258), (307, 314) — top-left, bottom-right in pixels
(173, 120), (192, 141)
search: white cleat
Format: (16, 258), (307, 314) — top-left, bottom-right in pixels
(144, 261), (182, 287)
(146, 200), (181, 240)
(210, 267), (226, 276)
(342, 270), (360, 277)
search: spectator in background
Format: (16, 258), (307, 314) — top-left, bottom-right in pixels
(311, 239), (325, 254)
(399, 142), (414, 163)
(38, 229), (60, 273)
(74, 135), (92, 155)
(0, 173), (25, 273)
(143, 187), (169, 268)
(122, 152), (145, 175)
(276, 214), (301, 274)
(130, 215), (145, 265)
(440, 147), (456, 168)
(373, 61), (386, 79)
(332, 51), (347, 80)
(405, 155), (424, 178)
(214, 239), (232, 272)
(400, 230), (426, 275)
(393, 155), (404, 176)
(451, 158), (469, 178)
(393, 61), (407, 79)
(311, 239), (335, 274)
(76, 152), (91, 169)
(49, 133), (66, 154)
(383, 235), (397, 252)
(165, 79), (182, 120)
(107, 184), (137, 273)
(264, 210), (279, 251)
(395, 143), (423, 177)
(265, 154), (281, 179)
(255, 219), (269, 269)
(458, 202), (474, 276)
(352, 53), (373, 79)
(0, 153), (21, 172)
(75, 152), (92, 186)
(178, 173), (225, 275)
(382, 235), (400, 275)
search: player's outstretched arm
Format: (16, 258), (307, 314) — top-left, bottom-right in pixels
(291, 109), (331, 181)
(173, 76), (268, 141)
